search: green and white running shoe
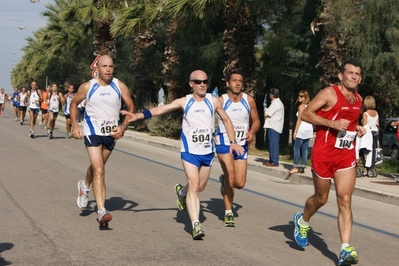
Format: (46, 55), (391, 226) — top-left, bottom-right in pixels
(224, 212), (235, 227)
(174, 184), (186, 211)
(192, 222), (205, 240)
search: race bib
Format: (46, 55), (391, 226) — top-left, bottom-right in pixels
(30, 93), (40, 108)
(51, 105), (58, 112)
(335, 131), (356, 149)
(98, 118), (118, 136)
(190, 127), (211, 144)
(234, 124), (248, 142)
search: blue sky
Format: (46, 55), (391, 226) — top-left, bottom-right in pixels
(0, 0), (53, 94)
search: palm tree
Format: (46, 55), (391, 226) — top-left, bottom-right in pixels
(59, 0), (128, 57)
(162, 0), (273, 96)
(111, 1), (162, 108)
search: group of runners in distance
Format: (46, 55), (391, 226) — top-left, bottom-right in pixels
(9, 81), (82, 139)
(3, 54), (362, 266)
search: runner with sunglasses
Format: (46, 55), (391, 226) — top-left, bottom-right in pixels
(121, 70), (244, 240)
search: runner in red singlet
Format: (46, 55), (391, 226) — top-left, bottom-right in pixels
(292, 58), (366, 266)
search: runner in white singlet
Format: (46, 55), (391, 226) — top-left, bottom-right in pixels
(27, 81), (42, 139)
(63, 84), (75, 139)
(47, 84), (64, 139)
(18, 87), (28, 125)
(215, 72), (260, 227)
(70, 55), (134, 228)
(121, 70), (244, 240)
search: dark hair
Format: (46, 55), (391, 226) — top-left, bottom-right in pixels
(226, 71), (243, 81)
(339, 58), (363, 74)
(269, 88), (280, 98)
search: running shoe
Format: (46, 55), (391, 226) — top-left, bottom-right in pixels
(174, 184), (186, 211)
(44, 126), (47, 130)
(192, 222), (205, 240)
(29, 131), (35, 139)
(219, 174), (225, 196)
(337, 246), (359, 265)
(77, 180), (90, 208)
(66, 133), (71, 139)
(20, 121), (23, 125)
(224, 212), (235, 227)
(293, 212), (310, 247)
(49, 132), (53, 139)
(97, 208), (112, 227)
(39, 121), (42, 126)
(14, 117), (18, 121)
(47, 129), (51, 136)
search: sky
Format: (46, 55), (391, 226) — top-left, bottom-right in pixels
(0, 0), (54, 94)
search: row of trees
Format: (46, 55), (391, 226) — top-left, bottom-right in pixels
(11, 0), (399, 147)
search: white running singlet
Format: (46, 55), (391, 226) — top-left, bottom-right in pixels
(63, 93), (75, 115)
(28, 90), (40, 109)
(48, 93), (61, 112)
(180, 93), (215, 155)
(19, 93), (27, 107)
(215, 93), (250, 146)
(83, 78), (122, 137)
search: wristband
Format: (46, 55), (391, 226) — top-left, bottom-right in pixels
(142, 109), (152, 119)
(230, 140), (238, 144)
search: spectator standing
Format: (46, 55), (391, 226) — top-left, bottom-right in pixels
(288, 90), (313, 174)
(0, 88), (5, 117)
(263, 88), (284, 166)
(361, 96), (379, 176)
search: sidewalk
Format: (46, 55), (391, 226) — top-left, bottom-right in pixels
(124, 130), (399, 206)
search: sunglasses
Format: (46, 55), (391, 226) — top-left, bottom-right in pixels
(191, 79), (208, 85)
(298, 95), (304, 98)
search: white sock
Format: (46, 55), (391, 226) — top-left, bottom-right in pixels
(299, 216), (309, 227)
(192, 220), (200, 228)
(341, 243), (350, 250)
(225, 210), (233, 216)
(179, 187), (186, 197)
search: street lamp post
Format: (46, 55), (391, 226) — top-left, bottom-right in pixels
(18, 25), (33, 33)
(30, 0), (48, 4)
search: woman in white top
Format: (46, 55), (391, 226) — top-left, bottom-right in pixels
(288, 90), (314, 174)
(362, 96), (379, 175)
(0, 88), (5, 117)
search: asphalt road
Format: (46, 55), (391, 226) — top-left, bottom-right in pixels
(1, 106), (398, 266)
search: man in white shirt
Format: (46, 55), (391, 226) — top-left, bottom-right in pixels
(263, 88), (284, 166)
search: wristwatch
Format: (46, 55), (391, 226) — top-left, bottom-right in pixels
(123, 125), (128, 130)
(230, 139), (238, 144)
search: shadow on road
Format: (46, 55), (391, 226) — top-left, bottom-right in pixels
(269, 222), (337, 264)
(0, 242), (13, 266)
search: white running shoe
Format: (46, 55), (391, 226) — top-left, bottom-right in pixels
(77, 180), (90, 208)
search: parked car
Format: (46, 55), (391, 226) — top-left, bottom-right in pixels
(382, 118), (399, 160)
